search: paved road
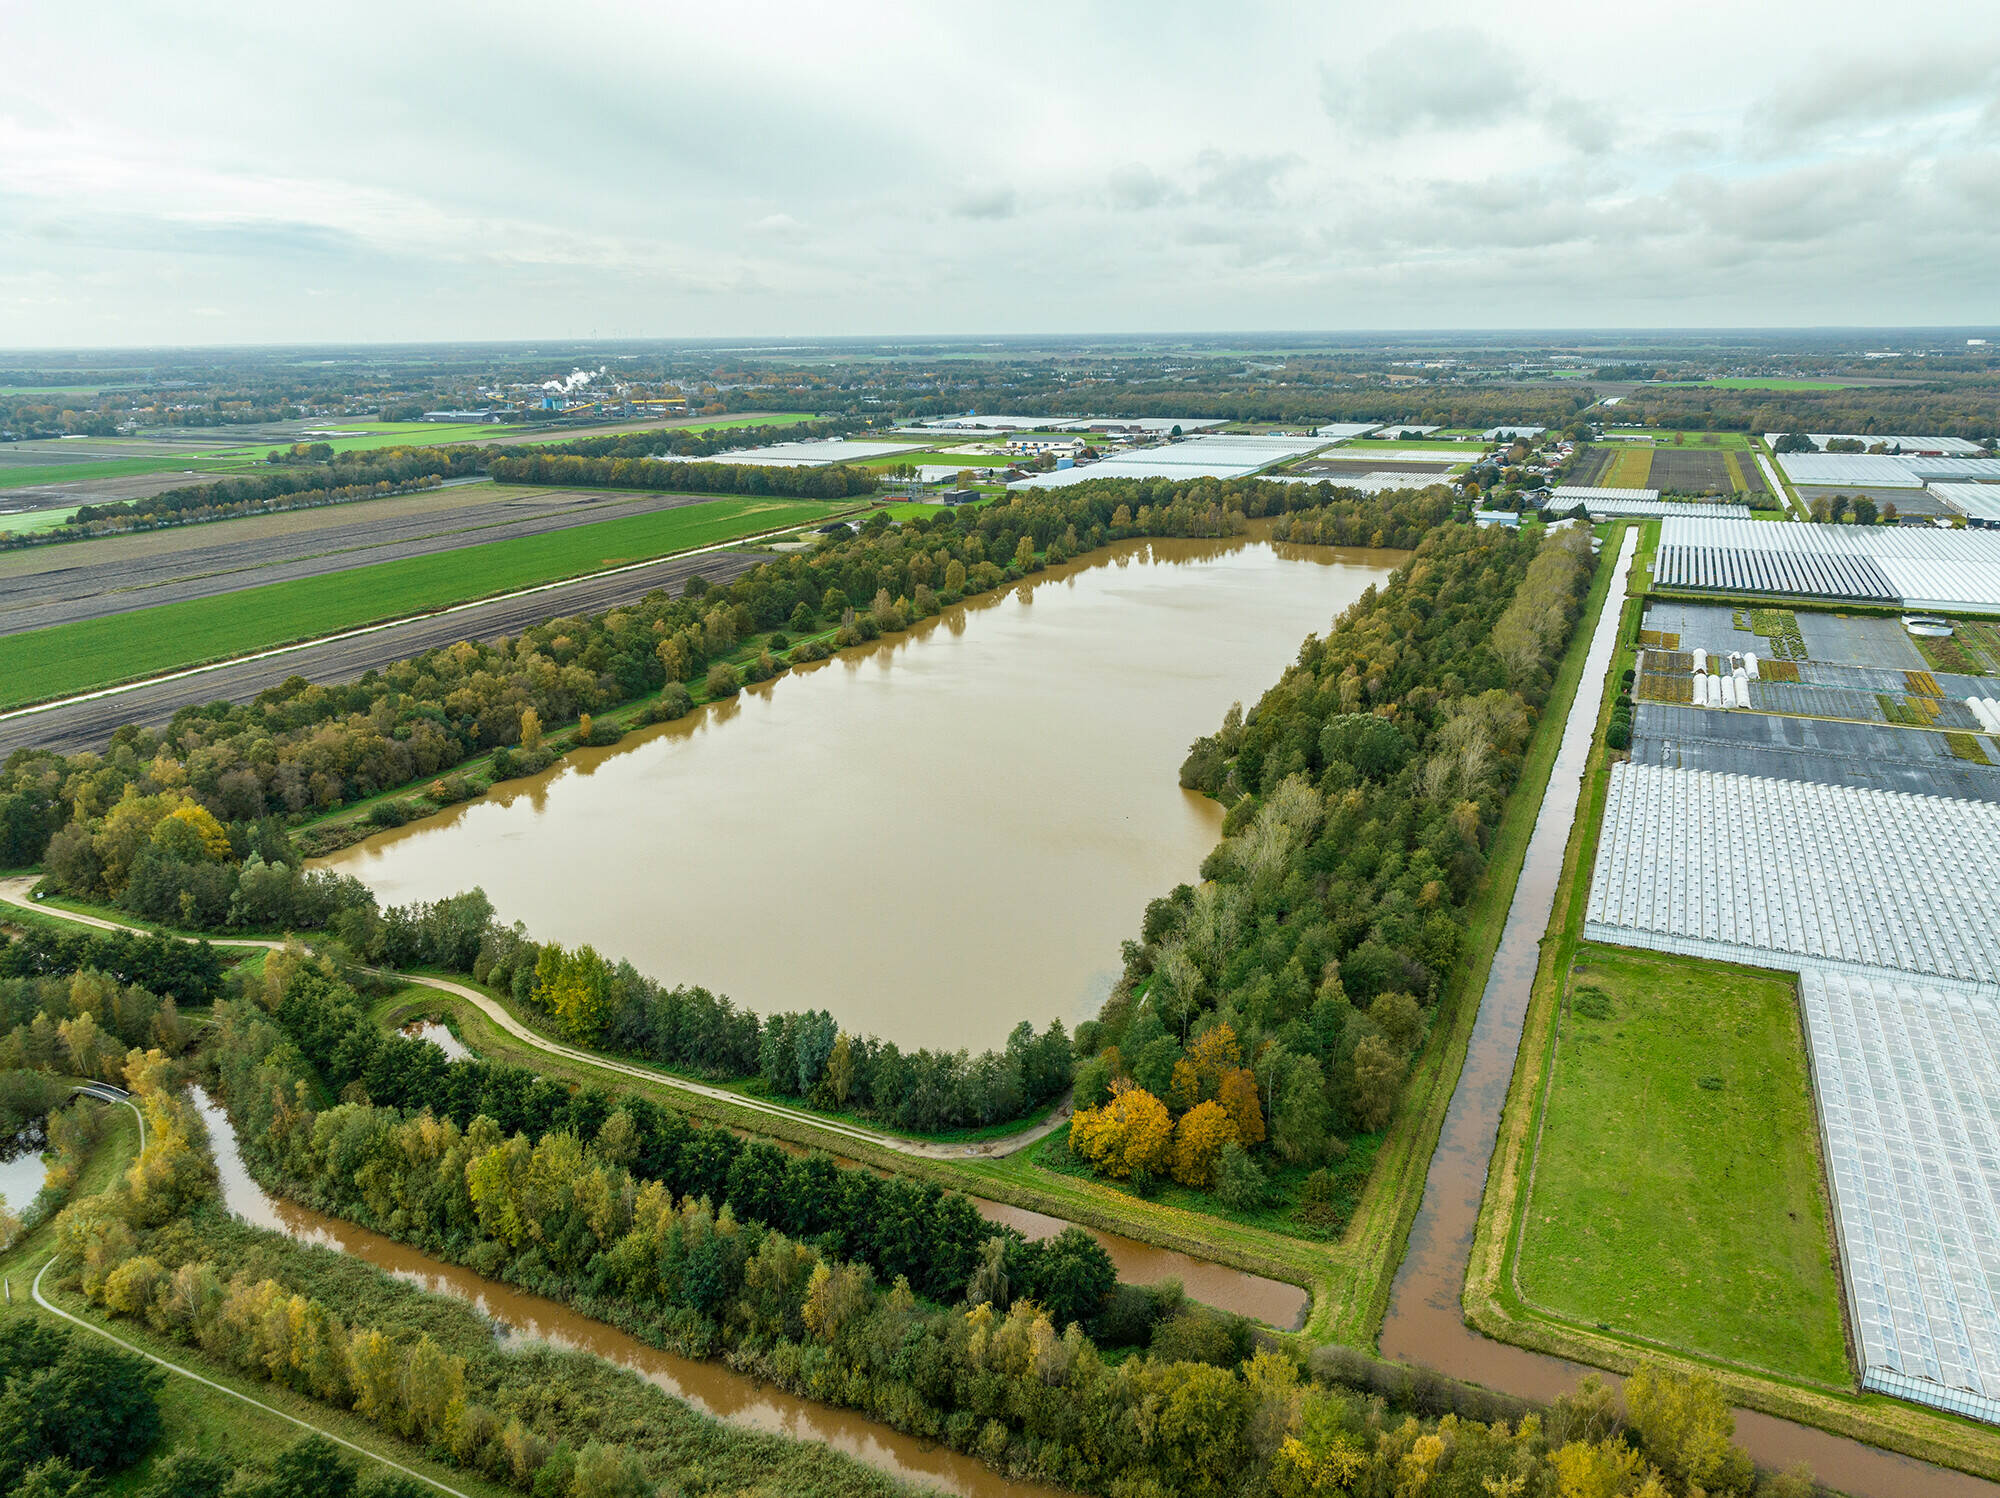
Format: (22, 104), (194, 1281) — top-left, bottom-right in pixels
(0, 879), (1069, 1162)
(0, 485), (731, 636)
(0, 544), (766, 756)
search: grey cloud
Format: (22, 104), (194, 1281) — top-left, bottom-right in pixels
(1104, 163), (1175, 212)
(1756, 48), (2000, 137)
(951, 187), (1018, 221)
(1320, 27), (1527, 137)
(1193, 151), (1300, 211)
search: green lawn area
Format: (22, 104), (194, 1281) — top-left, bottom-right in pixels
(0, 503), (83, 534)
(1516, 944), (1849, 1385)
(0, 495), (851, 707)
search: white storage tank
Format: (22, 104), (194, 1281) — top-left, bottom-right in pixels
(1726, 675), (1741, 709)
(1745, 652), (1759, 680)
(1708, 674), (1724, 709)
(1734, 667), (1750, 706)
(1970, 698), (1998, 732)
(1692, 647), (1708, 673)
(1984, 698), (2000, 731)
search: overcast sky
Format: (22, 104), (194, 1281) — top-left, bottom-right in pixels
(3, 0), (1997, 346)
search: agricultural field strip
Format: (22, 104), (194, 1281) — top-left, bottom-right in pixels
(0, 545), (769, 758)
(0, 498), (845, 710)
(0, 486), (727, 634)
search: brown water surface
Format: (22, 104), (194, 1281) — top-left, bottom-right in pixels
(974, 1200), (1305, 1330)
(1380, 531), (1997, 1498)
(189, 1090), (1061, 1498)
(321, 536), (1403, 1051)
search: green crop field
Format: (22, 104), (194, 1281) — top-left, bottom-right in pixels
(1602, 446), (1655, 487)
(0, 504), (83, 534)
(0, 496), (850, 707)
(1516, 945), (1848, 1384)
(0, 456), (242, 491)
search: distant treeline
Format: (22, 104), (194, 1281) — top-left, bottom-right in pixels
(960, 388), (1600, 431)
(1615, 384), (2000, 439)
(486, 452), (877, 498)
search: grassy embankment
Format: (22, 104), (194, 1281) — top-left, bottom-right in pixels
(0, 1106), (523, 1497)
(0, 495), (857, 708)
(1464, 520), (2000, 1479)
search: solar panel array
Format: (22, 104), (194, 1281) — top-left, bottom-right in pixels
(1655, 518), (2000, 609)
(1584, 764), (2000, 985)
(1804, 971), (2000, 1421)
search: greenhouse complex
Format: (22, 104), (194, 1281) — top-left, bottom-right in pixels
(1588, 762), (2000, 1419)
(1655, 517), (2000, 609)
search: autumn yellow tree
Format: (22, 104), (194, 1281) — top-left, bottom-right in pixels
(1172, 1100), (1238, 1187)
(1218, 1067), (1266, 1146)
(519, 706), (543, 751)
(1070, 1080), (1174, 1180)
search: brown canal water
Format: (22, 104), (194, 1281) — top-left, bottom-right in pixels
(189, 1090), (1064, 1498)
(321, 535), (1404, 1053)
(973, 1200), (1305, 1330)
(1379, 531), (1998, 1498)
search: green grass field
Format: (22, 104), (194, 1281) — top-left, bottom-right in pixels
(0, 503), (83, 534)
(1515, 945), (1848, 1384)
(0, 495), (850, 707)
(0, 456), (242, 491)
(204, 422), (504, 457)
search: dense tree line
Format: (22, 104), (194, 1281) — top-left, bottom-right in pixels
(194, 959), (1803, 1498)
(0, 966), (192, 1078)
(229, 955), (1108, 1308)
(0, 923), (224, 1006)
(1068, 522), (1598, 1212)
(67, 445), (481, 527)
(517, 929), (1074, 1132)
(1617, 383), (2000, 439)
(0, 1321), (165, 1495)
(484, 450), (879, 498)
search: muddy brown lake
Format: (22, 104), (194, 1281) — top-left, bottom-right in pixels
(322, 534), (1405, 1051)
